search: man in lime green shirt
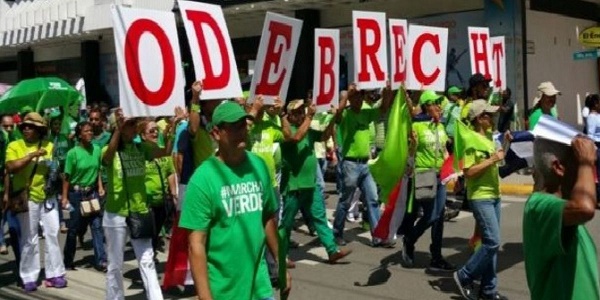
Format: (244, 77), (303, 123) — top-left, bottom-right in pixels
(180, 101), (289, 300)
(279, 100), (351, 264)
(331, 84), (394, 246)
(523, 137), (600, 300)
(454, 100), (508, 300)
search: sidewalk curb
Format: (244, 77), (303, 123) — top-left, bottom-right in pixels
(447, 182), (533, 196)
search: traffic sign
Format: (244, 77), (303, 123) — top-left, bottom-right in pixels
(573, 49), (600, 60)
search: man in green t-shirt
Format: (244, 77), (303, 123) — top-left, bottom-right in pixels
(279, 99), (351, 264)
(528, 81), (560, 130)
(331, 84), (394, 246)
(180, 101), (290, 300)
(522, 137), (599, 300)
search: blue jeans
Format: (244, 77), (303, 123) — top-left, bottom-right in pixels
(0, 210), (5, 247)
(64, 190), (106, 267)
(457, 199), (501, 296)
(335, 148), (344, 196)
(316, 158), (327, 198)
(403, 177), (447, 260)
(333, 160), (381, 239)
(5, 210), (21, 285)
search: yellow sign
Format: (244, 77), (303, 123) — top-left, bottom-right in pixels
(579, 27), (600, 47)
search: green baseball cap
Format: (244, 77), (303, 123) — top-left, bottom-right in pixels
(447, 86), (462, 95)
(20, 105), (34, 114)
(419, 90), (442, 105)
(210, 101), (252, 129)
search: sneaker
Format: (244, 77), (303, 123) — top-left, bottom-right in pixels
(45, 276), (67, 288)
(400, 238), (415, 268)
(327, 248), (352, 264)
(371, 239), (396, 248)
(60, 223), (68, 234)
(0, 245), (8, 255)
(429, 258), (456, 271)
(346, 214), (358, 223)
(23, 282), (37, 292)
(453, 271), (475, 300)
(334, 237), (348, 246)
(444, 208), (460, 221)
(479, 292), (508, 300)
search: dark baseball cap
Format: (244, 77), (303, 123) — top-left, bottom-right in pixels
(469, 73), (492, 88)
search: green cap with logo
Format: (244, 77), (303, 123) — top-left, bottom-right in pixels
(210, 101), (252, 129)
(419, 90), (442, 105)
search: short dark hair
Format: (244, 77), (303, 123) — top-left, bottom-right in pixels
(75, 121), (92, 138)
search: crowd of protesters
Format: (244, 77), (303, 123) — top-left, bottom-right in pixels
(0, 71), (598, 300)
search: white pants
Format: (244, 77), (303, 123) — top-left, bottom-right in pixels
(104, 226), (163, 300)
(18, 198), (65, 283)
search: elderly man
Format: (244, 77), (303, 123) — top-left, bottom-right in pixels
(522, 136), (599, 300)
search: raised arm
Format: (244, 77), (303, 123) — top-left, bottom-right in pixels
(563, 136), (597, 226)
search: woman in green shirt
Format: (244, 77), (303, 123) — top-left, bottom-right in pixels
(61, 121), (106, 271)
(101, 110), (163, 300)
(138, 119), (177, 256)
(401, 90), (454, 271)
(454, 100), (507, 300)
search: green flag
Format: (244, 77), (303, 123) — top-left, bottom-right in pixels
(368, 87), (410, 203)
(453, 120), (494, 171)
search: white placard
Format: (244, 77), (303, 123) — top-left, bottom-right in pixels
(490, 36), (506, 91)
(532, 115), (581, 145)
(249, 12), (303, 104)
(178, 0), (242, 100)
(353, 11), (387, 90)
(389, 19), (408, 90)
(111, 5), (184, 117)
(405, 24), (448, 92)
(313, 29), (339, 113)
(468, 27), (493, 80)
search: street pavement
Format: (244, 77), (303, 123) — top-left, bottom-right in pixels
(1, 183), (600, 300)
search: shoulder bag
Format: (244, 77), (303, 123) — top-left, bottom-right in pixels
(8, 140), (42, 213)
(74, 147), (102, 217)
(414, 124), (441, 202)
(119, 151), (155, 239)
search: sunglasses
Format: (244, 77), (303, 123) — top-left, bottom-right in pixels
(147, 127), (158, 134)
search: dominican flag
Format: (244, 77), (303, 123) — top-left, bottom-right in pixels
(373, 177), (410, 242)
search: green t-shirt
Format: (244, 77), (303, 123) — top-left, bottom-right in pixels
(249, 120), (285, 187)
(463, 140), (500, 200)
(339, 107), (380, 158)
(179, 153), (277, 300)
(413, 121), (447, 170)
(528, 108), (558, 130)
(523, 192), (600, 300)
(64, 144), (101, 187)
(281, 126), (320, 192)
(6, 139), (53, 203)
(103, 144), (150, 216)
(443, 102), (462, 138)
(145, 156), (175, 206)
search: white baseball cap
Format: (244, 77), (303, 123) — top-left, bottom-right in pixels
(533, 81), (561, 106)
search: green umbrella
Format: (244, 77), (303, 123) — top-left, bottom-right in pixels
(0, 77), (82, 114)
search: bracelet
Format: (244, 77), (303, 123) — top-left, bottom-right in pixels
(191, 104), (201, 113)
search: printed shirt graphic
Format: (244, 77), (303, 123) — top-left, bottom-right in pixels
(413, 121), (448, 170)
(6, 139), (53, 203)
(64, 144), (102, 187)
(249, 120), (285, 187)
(145, 156), (175, 206)
(103, 144), (150, 216)
(524, 193), (600, 300)
(180, 153), (277, 300)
